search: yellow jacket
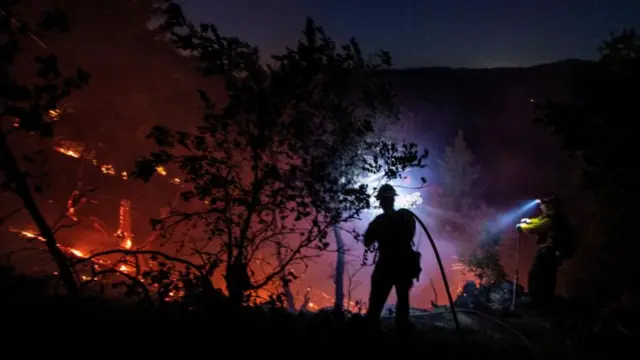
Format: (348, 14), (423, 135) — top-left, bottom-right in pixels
(519, 216), (553, 245)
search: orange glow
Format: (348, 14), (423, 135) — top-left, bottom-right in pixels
(12, 224), (345, 307)
(54, 147), (82, 158)
(53, 139), (84, 159)
(100, 164), (116, 175)
(116, 199), (134, 249)
(70, 248), (86, 258)
(118, 264), (134, 273)
(156, 166), (167, 176)
(11, 228), (45, 241)
(47, 109), (61, 121)
(10, 228), (88, 259)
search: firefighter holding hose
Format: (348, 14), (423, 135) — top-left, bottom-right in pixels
(364, 184), (421, 331)
(516, 194), (576, 310)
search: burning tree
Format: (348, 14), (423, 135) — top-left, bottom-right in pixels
(0, 4), (90, 296)
(134, 2), (428, 305)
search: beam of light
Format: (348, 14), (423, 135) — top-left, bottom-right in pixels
(491, 199), (540, 232)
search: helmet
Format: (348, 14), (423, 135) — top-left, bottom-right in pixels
(375, 184), (398, 200)
(538, 193), (559, 206)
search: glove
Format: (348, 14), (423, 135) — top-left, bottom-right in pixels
(515, 224), (524, 233)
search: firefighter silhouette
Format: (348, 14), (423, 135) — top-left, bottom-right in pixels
(364, 184), (418, 330)
(516, 194), (576, 309)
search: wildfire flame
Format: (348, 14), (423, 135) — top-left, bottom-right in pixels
(47, 109), (61, 121)
(52, 138), (182, 185)
(10, 228), (134, 275)
(100, 164), (116, 175)
(54, 147), (82, 158)
(115, 199), (134, 249)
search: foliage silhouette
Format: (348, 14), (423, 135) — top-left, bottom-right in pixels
(1, 2), (89, 296)
(134, 2), (428, 305)
(463, 226), (507, 284)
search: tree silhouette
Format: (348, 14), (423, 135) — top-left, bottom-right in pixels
(463, 226), (507, 284)
(333, 225), (346, 311)
(0, 3), (89, 296)
(434, 130), (481, 236)
(134, 2), (428, 305)
(535, 29), (639, 303)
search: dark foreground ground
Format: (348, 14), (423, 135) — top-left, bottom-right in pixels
(0, 268), (634, 359)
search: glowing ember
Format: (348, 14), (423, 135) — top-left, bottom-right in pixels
(117, 264), (134, 273)
(66, 190), (88, 222)
(47, 109), (62, 121)
(69, 248), (86, 258)
(115, 199), (134, 249)
(100, 164), (116, 175)
(10, 228), (88, 259)
(54, 147), (82, 158)
(11, 228), (44, 241)
(53, 139), (84, 158)
(156, 166), (167, 176)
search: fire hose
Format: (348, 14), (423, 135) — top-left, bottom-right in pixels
(409, 210), (461, 332)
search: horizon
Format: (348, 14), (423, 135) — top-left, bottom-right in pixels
(181, 0), (639, 69)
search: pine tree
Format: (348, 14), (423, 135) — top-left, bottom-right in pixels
(434, 130), (482, 235)
(437, 130), (480, 211)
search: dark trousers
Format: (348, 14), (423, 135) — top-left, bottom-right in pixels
(528, 245), (560, 309)
(366, 261), (413, 328)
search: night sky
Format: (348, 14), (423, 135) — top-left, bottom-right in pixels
(180, 0), (640, 69)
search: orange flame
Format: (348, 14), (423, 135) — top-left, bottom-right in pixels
(54, 147), (82, 158)
(100, 165), (116, 175)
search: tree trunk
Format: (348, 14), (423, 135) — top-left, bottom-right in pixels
(0, 135), (78, 296)
(276, 243), (296, 312)
(225, 259), (251, 307)
(333, 225), (345, 311)
(283, 280), (296, 312)
(299, 287), (310, 312)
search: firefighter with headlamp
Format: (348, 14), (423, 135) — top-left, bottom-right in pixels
(516, 194), (576, 309)
(364, 184), (421, 331)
